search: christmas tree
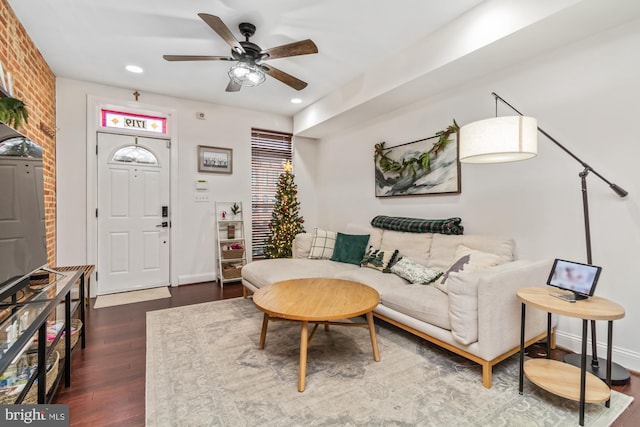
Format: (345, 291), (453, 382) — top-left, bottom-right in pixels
(264, 160), (305, 258)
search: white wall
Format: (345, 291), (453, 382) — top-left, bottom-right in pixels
(300, 20), (640, 370)
(292, 136), (319, 232)
(55, 78), (292, 287)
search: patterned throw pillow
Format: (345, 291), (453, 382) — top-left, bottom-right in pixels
(308, 229), (337, 259)
(361, 247), (400, 273)
(434, 245), (501, 294)
(390, 257), (443, 284)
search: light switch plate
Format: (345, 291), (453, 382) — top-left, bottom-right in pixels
(194, 193), (209, 202)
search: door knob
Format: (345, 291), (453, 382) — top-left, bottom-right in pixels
(156, 222), (169, 228)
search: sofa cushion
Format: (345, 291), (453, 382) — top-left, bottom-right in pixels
(241, 258), (358, 289)
(308, 229), (337, 259)
(380, 284), (451, 331)
(334, 267), (409, 298)
(446, 271), (480, 345)
(361, 247), (399, 272)
(330, 233), (370, 265)
(346, 224), (383, 249)
(293, 233), (314, 258)
(379, 230), (433, 266)
(427, 234), (515, 271)
(434, 245), (501, 294)
(390, 257), (442, 284)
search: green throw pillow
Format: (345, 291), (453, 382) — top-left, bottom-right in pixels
(330, 232), (370, 265)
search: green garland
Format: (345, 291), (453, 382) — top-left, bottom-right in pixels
(374, 120), (459, 178)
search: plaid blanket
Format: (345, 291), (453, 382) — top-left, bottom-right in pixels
(370, 215), (464, 235)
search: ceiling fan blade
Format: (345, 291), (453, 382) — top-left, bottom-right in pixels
(226, 79), (241, 92)
(198, 13), (245, 54)
(163, 55), (234, 62)
(261, 65), (308, 91)
(262, 39), (318, 60)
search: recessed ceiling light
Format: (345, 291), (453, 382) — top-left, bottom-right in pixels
(126, 65), (144, 74)
(290, 98), (302, 104)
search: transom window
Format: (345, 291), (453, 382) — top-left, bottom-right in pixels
(101, 109), (167, 134)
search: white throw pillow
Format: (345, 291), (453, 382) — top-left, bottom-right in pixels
(308, 229), (337, 259)
(390, 257), (442, 284)
(434, 245), (501, 294)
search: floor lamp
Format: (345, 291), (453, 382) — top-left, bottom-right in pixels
(459, 92), (630, 385)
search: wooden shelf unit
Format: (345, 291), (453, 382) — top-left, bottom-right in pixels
(215, 202), (247, 287)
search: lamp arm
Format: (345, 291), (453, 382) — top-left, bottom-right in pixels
(491, 92), (628, 198)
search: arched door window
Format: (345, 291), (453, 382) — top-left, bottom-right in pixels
(0, 136), (43, 158)
(111, 145), (158, 165)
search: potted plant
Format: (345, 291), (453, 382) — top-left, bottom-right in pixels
(0, 97), (29, 130)
(230, 202), (242, 219)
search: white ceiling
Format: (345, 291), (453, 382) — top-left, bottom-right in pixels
(6, 0), (483, 116)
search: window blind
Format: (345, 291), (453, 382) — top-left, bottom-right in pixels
(251, 128), (292, 258)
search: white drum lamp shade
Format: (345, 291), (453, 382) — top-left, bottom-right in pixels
(459, 116), (538, 163)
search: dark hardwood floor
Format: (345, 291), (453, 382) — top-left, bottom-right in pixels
(53, 282), (637, 426)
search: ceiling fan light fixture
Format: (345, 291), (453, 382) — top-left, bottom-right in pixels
(228, 62), (266, 87)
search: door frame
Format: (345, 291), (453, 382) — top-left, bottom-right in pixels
(86, 95), (179, 294)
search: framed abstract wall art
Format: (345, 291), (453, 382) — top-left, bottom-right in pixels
(374, 122), (460, 197)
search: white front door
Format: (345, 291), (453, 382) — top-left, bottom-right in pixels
(97, 132), (170, 294)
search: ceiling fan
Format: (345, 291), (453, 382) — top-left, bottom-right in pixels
(163, 13), (318, 92)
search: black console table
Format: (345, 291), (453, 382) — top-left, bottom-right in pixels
(0, 268), (86, 403)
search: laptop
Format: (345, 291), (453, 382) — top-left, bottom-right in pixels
(546, 258), (602, 302)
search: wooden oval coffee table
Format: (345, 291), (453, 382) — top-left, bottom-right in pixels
(253, 277), (381, 392)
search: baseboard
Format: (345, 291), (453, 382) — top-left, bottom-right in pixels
(555, 330), (640, 374)
(177, 272), (216, 285)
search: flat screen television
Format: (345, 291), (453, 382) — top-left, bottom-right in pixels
(546, 258), (602, 301)
(0, 120), (47, 294)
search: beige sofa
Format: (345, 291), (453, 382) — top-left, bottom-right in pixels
(241, 225), (555, 388)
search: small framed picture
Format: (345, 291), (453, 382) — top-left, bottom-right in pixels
(198, 145), (232, 174)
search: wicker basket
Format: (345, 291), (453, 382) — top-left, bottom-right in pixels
(54, 318), (83, 360)
(0, 350), (59, 404)
(222, 249), (244, 259)
(222, 265), (243, 280)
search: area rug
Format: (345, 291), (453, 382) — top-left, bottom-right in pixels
(94, 287), (171, 308)
(146, 298), (633, 426)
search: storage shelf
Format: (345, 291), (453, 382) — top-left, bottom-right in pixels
(524, 359), (610, 403)
(215, 202), (247, 288)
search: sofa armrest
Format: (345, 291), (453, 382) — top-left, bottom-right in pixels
(447, 260), (552, 360)
(292, 233), (314, 258)
(473, 258), (555, 360)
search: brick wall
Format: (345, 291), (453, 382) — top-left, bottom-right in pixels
(1, 0), (57, 265)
